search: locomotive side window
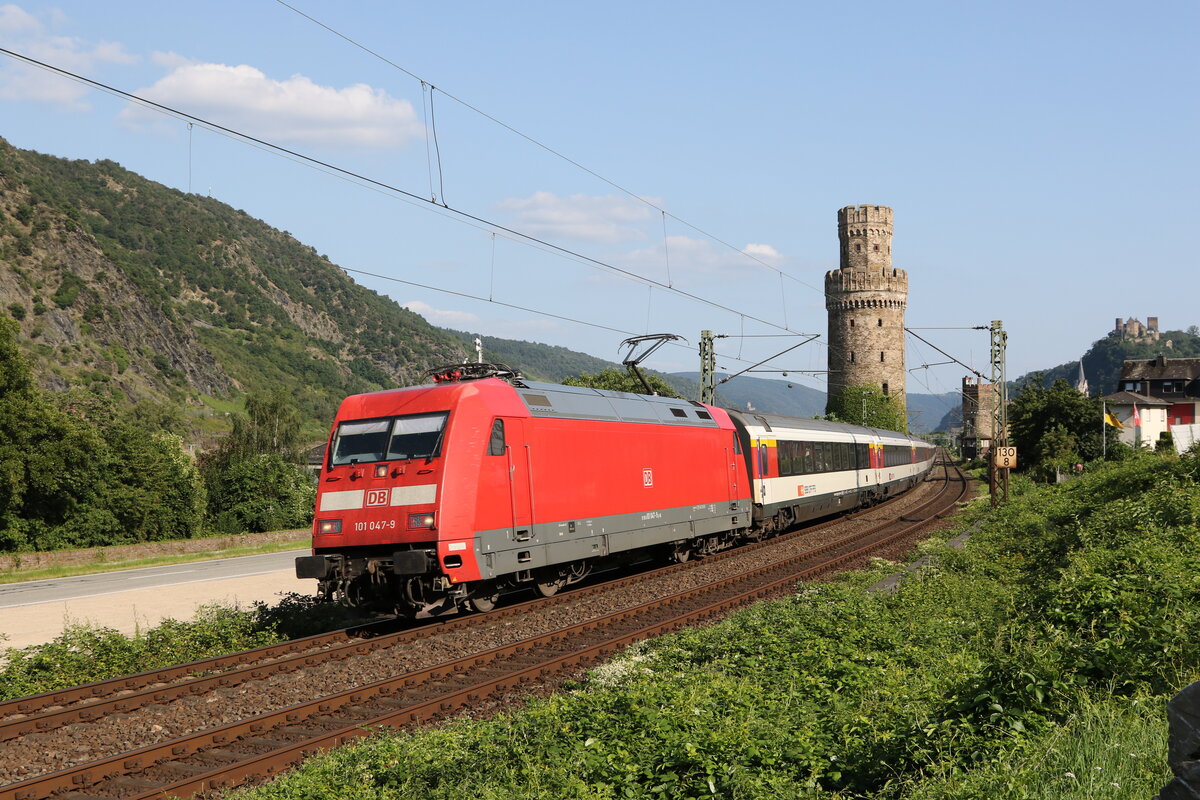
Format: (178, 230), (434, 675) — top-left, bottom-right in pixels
(488, 419), (506, 456)
(329, 412), (449, 466)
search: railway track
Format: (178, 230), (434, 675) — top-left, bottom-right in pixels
(0, 459), (967, 800)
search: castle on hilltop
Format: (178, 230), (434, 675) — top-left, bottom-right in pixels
(1114, 316), (1160, 342)
(825, 205), (907, 417)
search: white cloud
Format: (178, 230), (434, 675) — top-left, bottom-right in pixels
(743, 243), (782, 262)
(620, 235), (785, 281)
(150, 50), (195, 70)
(0, 4), (38, 33)
(496, 191), (658, 243)
(0, 4), (138, 110)
(403, 300), (482, 328)
(404, 300), (562, 339)
(120, 62), (424, 148)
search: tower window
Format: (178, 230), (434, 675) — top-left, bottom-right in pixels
(874, 244), (879, 251)
(882, 382), (889, 395)
(850, 319), (855, 327)
(877, 318), (882, 327)
(850, 351), (856, 363)
(855, 244), (861, 252)
(880, 351), (885, 362)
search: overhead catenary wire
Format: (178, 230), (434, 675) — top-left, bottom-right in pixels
(1, 42), (906, 391)
(0, 46), (807, 342)
(269, 0), (827, 296)
(0, 47), (849, 390)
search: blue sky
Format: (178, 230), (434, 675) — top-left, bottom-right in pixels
(1, 0), (1196, 410)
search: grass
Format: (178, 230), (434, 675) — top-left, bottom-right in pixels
(0, 537), (309, 585)
(905, 691), (1169, 799)
(0, 594), (361, 700)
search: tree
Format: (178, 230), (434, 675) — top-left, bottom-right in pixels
(0, 319), (205, 551)
(562, 368), (682, 398)
(206, 453), (314, 534)
(826, 385), (907, 432)
(1008, 377), (1117, 475)
(199, 388), (313, 534)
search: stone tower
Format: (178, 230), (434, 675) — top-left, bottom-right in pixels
(825, 205), (908, 417)
(960, 376), (995, 458)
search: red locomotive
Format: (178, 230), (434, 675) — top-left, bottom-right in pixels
(296, 364), (934, 616)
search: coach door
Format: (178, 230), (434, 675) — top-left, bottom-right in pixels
(726, 431), (743, 509)
(504, 419), (534, 540)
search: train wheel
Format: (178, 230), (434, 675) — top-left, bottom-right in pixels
(534, 569), (565, 597)
(669, 540), (693, 563)
(535, 578), (563, 597)
(467, 583), (500, 613)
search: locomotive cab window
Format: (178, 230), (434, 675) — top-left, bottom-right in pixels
(488, 419), (506, 456)
(329, 412), (449, 466)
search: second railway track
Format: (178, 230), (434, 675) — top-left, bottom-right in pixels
(0, 459), (968, 800)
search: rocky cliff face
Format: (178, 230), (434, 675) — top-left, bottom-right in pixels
(0, 138), (467, 429)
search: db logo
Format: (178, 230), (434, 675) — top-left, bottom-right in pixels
(365, 489), (389, 507)
(643, 469), (654, 487)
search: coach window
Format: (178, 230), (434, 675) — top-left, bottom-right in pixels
(488, 419), (506, 455)
(803, 442), (815, 474)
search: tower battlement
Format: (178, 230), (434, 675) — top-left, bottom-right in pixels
(837, 205), (893, 227)
(824, 266), (908, 298)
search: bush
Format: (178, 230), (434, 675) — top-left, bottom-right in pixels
(51, 273), (84, 309)
(205, 453), (313, 534)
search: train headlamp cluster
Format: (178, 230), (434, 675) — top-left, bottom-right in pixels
(408, 513), (436, 529)
(317, 519), (342, 534)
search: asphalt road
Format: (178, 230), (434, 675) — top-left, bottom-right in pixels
(0, 550), (314, 651)
(0, 550), (310, 609)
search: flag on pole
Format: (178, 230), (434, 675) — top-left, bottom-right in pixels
(1133, 403), (1141, 427)
(1104, 412), (1123, 429)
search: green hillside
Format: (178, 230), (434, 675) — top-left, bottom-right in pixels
(0, 137), (476, 438)
(0, 138), (722, 440)
(1015, 328), (1200, 395)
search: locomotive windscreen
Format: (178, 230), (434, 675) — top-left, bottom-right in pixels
(329, 412), (448, 466)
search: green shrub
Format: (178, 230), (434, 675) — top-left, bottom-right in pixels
(52, 273), (84, 309)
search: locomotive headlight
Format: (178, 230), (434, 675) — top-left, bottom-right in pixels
(374, 464), (388, 478)
(318, 519), (342, 534)
(408, 513), (436, 529)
